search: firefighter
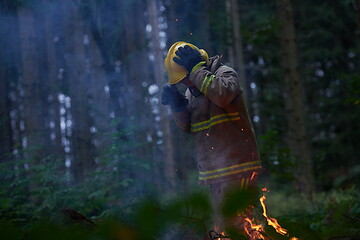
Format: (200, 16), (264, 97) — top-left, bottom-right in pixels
(161, 41), (262, 234)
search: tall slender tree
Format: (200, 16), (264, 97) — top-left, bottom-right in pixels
(17, 4), (49, 164)
(0, 42), (13, 164)
(147, 0), (177, 191)
(64, 0), (95, 182)
(356, 0), (360, 53)
(227, 0), (248, 101)
(163, 0), (197, 192)
(86, 0), (129, 144)
(276, 0), (315, 197)
(0, 7), (15, 163)
(164, 0), (178, 45)
(197, 0), (212, 52)
(42, 0), (65, 161)
(115, 0), (155, 186)
(81, 0), (112, 155)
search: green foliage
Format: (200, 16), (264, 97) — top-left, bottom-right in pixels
(0, 128), (153, 228)
(222, 186), (259, 218)
(239, 0), (360, 192)
(344, 74), (360, 107)
(131, 192), (212, 239)
(261, 188), (360, 240)
(259, 130), (295, 185)
(1, 182), (359, 239)
(3, 129), (358, 239)
(0, 187), (213, 239)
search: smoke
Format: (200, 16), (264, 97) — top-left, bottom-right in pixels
(0, 0), (174, 197)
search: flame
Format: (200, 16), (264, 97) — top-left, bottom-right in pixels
(244, 218), (263, 232)
(218, 231), (226, 240)
(259, 194), (299, 240)
(260, 196), (288, 235)
(213, 226), (228, 240)
(239, 187), (299, 240)
(244, 217), (265, 240)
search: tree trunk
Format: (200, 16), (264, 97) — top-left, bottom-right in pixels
(115, 0), (154, 188)
(18, 6), (49, 164)
(198, 0), (212, 52)
(227, 0), (248, 102)
(64, 0), (95, 183)
(0, 10), (15, 163)
(147, 0), (177, 191)
(0, 55), (13, 164)
(3, 8), (23, 169)
(81, 0), (112, 155)
(276, 0), (315, 198)
(164, 0), (178, 46)
(225, 0), (235, 66)
(42, 0), (65, 161)
(87, 0), (129, 143)
(356, 0), (360, 55)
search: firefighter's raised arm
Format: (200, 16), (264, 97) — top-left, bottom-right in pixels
(162, 42), (208, 133)
(172, 45), (241, 108)
(188, 64), (240, 108)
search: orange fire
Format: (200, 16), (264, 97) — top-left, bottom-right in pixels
(260, 195), (288, 235)
(213, 226), (228, 240)
(241, 188), (299, 240)
(244, 217), (265, 239)
(217, 232), (226, 240)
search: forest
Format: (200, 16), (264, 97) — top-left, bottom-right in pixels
(0, 0), (359, 239)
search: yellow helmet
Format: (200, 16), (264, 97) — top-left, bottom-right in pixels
(164, 41), (209, 85)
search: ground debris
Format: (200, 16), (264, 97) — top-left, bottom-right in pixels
(60, 207), (96, 229)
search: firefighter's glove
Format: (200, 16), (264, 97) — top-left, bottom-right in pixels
(161, 84), (188, 112)
(173, 45), (202, 73)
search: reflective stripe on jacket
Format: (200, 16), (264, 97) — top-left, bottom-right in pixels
(173, 56), (261, 185)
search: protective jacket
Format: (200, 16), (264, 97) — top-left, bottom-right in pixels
(172, 56), (261, 185)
